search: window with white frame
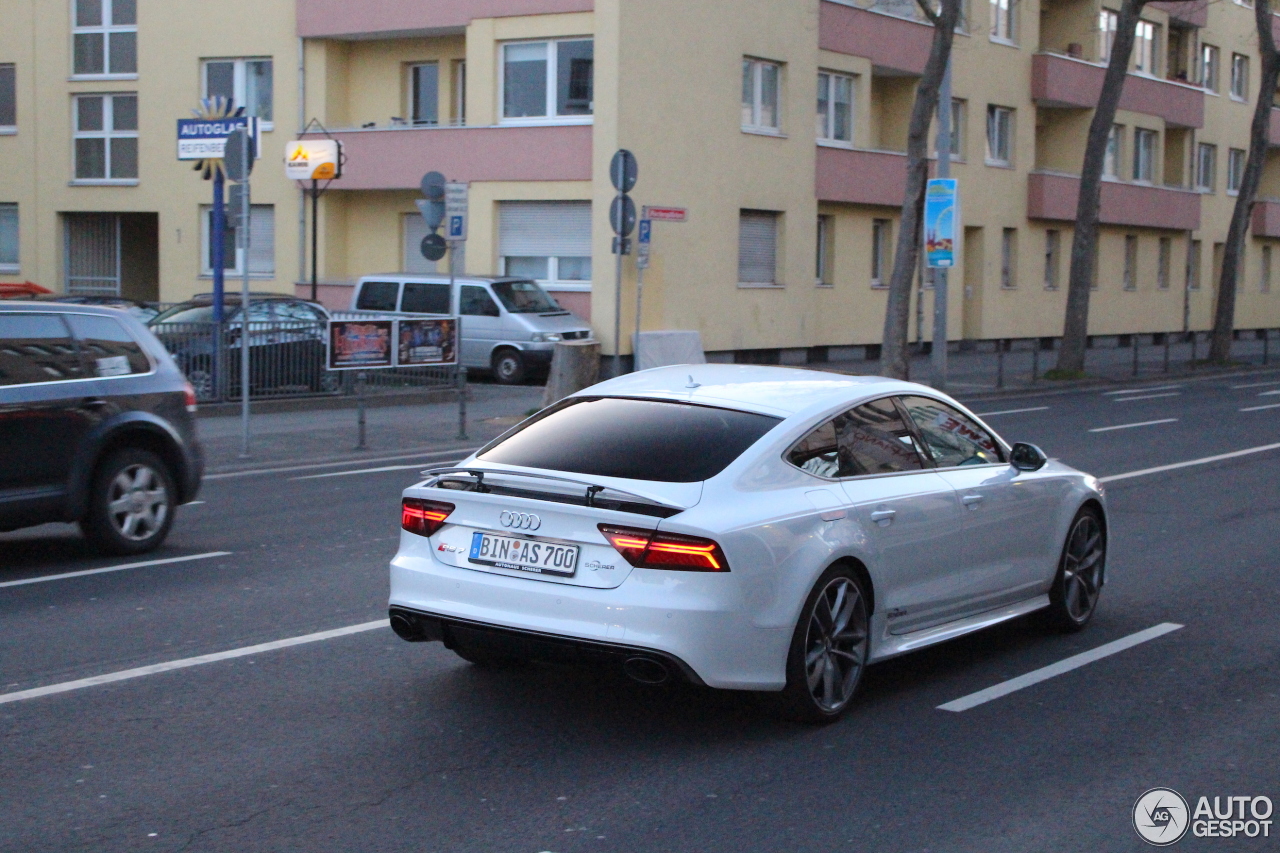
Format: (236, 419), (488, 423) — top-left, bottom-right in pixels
(1099, 9), (1118, 62)
(947, 99), (965, 159)
(986, 105), (1013, 165)
(453, 60), (466, 125)
(1123, 235), (1138, 290)
(816, 215), (834, 286)
(990, 0), (1015, 42)
(0, 203), (17, 272)
(1134, 21), (1158, 75)
(871, 219), (892, 287)
(498, 201), (592, 290)
(1001, 228), (1017, 289)
(1262, 244), (1272, 293)
(408, 62), (438, 126)
(1133, 128), (1156, 182)
(1227, 147), (1246, 193)
(1104, 125), (1123, 178)
(739, 210), (780, 285)
(742, 58), (782, 133)
(73, 0), (136, 77)
(1044, 229), (1060, 290)
(201, 204), (274, 277)
(203, 58), (273, 126)
(73, 93), (137, 182)
(1231, 53), (1248, 100)
(1158, 236), (1171, 289)
(816, 71), (853, 144)
(1201, 44), (1219, 92)
(1196, 143), (1216, 191)
(0, 64), (14, 130)
(502, 39), (593, 122)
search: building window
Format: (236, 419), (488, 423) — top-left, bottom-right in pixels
(498, 201), (592, 290)
(203, 59), (273, 126)
(1001, 228), (1017, 289)
(816, 72), (853, 144)
(1134, 21), (1158, 75)
(1044, 229), (1060, 290)
(73, 0), (136, 77)
(986, 105), (1013, 165)
(990, 0), (1015, 42)
(1123, 235), (1138, 290)
(742, 58), (782, 133)
(1263, 245), (1272, 293)
(816, 215), (834, 286)
(408, 63), (438, 126)
(1133, 128), (1156, 182)
(502, 39), (593, 122)
(1104, 125), (1123, 178)
(0, 203), (17, 272)
(947, 99), (965, 159)
(0, 64), (14, 130)
(1201, 44), (1219, 92)
(1227, 147), (1246, 194)
(1158, 236), (1171, 289)
(739, 210), (780, 285)
(1231, 53), (1249, 100)
(73, 93), (137, 182)
(1196, 143), (1216, 191)
(871, 219), (892, 287)
(453, 60), (466, 125)
(1099, 9), (1118, 62)
(1187, 238), (1201, 290)
(201, 204), (274, 277)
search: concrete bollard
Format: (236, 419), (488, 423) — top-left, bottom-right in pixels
(542, 340), (602, 409)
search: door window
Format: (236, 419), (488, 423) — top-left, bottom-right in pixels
(0, 313), (84, 385)
(356, 281), (400, 311)
(898, 396), (1006, 467)
(460, 285), (500, 317)
(64, 313), (149, 376)
(787, 397), (926, 478)
(401, 282), (450, 314)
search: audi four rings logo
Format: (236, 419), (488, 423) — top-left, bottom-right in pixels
(499, 511), (541, 531)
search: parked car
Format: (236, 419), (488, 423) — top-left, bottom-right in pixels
(350, 275), (593, 384)
(30, 295), (161, 324)
(149, 294), (337, 398)
(387, 365), (1108, 723)
(0, 302), (203, 554)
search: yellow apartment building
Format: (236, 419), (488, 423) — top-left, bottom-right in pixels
(4, 0), (1280, 366)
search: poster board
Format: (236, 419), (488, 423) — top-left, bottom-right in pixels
(327, 317), (458, 370)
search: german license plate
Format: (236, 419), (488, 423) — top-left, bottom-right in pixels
(468, 532), (580, 577)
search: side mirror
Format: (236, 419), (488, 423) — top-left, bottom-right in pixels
(1010, 442), (1048, 472)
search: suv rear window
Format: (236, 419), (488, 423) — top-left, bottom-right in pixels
(477, 397), (781, 483)
(0, 313), (84, 386)
(65, 314), (151, 376)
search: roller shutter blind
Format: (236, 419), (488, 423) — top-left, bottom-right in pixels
(247, 205), (274, 276)
(738, 210), (778, 284)
(498, 201), (591, 257)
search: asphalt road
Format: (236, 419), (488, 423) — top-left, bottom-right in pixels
(3, 369), (1280, 852)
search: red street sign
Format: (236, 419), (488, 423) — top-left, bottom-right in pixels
(645, 207), (687, 222)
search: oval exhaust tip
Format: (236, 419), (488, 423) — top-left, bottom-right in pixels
(623, 656), (670, 685)
(389, 613), (420, 641)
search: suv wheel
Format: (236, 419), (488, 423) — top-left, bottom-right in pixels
(492, 349), (527, 385)
(82, 449), (176, 555)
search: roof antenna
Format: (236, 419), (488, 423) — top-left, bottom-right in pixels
(686, 374), (701, 389)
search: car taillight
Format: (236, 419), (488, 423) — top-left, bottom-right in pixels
(598, 524), (729, 572)
(183, 382), (198, 413)
(402, 498), (455, 537)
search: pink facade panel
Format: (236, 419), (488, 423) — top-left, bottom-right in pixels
(815, 146), (908, 207)
(818, 1), (931, 75)
(297, 0), (593, 38)
(1031, 53), (1203, 129)
(315, 125), (592, 190)
(1148, 1), (1208, 28)
(1027, 172), (1201, 230)
(1252, 201), (1280, 238)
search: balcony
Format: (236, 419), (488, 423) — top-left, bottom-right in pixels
(1148, 1), (1208, 28)
(1031, 53), (1204, 129)
(1027, 172), (1201, 231)
(1253, 200), (1280, 238)
(815, 146), (908, 206)
(310, 124), (592, 190)
(297, 0), (593, 39)
(819, 0), (932, 76)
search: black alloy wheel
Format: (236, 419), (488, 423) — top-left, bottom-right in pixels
(1045, 508), (1106, 632)
(776, 567), (870, 723)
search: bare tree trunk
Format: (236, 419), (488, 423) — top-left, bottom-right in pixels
(879, 0), (963, 379)
(1055, 0), (1149, 375)
(1209, 0), (1280, 363)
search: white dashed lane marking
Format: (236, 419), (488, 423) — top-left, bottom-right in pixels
(0, 552), (232, 589)
(973, 406), (1050, 417)
(1089, 418), (1178, 433)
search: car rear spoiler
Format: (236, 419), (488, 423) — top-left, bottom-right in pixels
(421, 466), (688, 511)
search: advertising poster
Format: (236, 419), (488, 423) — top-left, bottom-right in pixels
(924, 178), (958, 269)
(328, 321), (393, 369)
(398, 318), (459, 366)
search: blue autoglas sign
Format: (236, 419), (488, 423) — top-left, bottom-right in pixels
(924, 178), (958, 269)
(176, 117), (257, 161)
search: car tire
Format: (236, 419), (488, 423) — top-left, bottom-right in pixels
(492, 349), (527, 385)
(81, 448), (177, 556)
(186, 368), (213, 400)
(1043, 507), (1106, 633)
(774, 565), (871, 724)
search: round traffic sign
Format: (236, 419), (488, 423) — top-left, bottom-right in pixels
(610, 195), (637, 237)
(420, 171), (446, 201)
(609, 149), (638, 193)
(420, 233), (447, 261)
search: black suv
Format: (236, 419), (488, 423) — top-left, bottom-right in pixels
(0, 303), (203, 554)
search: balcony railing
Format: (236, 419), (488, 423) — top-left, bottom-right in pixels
(1027, 172), (1201, 231)
(1031, 53), (1204, 129)
(819, 0), (932, 75)
(815, 146), (909, 206)
(297, 0), (594, 39)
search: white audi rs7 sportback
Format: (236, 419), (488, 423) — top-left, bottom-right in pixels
(388, 365), (1108, 722)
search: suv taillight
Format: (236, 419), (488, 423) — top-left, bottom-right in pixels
(402, 498), (455, 537)
(598, 524), (729, 572)
(183, 382), (198, 413)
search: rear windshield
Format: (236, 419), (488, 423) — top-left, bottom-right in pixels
(477, 397), (782, 483)
(151, 304), (228, 324)
(491, 280), (561, 314)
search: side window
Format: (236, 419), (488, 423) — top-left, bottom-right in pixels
(460, 285), (500, 317)
(401, 282), (450, 314)
(356, 281), (400, 311)
(65, 313), (150, 376)
(0, 313), (85, 385)
(275, 301), (326, 323)
(786, 397), (925, 478)
(787, 419), (840, 478)
(899, 395), (1006, 467)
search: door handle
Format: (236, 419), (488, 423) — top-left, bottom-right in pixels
(869, 509), (896, 524)
(961, 494), (985, 508)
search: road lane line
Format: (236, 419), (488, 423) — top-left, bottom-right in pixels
(1088, 418), (1178, 433)
(291, 464), (442, 481)
(0, 620), (387, 706)
(1259, 389), (1280, 396)
(1240, 403), (1280, 412)
(974, 406), (1050, 417)
(937, 623), (1184, 712)
(1231, 380), (1280, 389)
(1112, 392), (1181, 402)
(1103, 385), (1182, 395)
(204, 448), (479, 481)
(0, 552), (232, 589)
(1099, 441), (1280, 483)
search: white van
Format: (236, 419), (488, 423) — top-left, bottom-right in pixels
(350, 275), (593, 384)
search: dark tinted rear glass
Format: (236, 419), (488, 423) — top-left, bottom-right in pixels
(478, 397), (781, 483)
(0, 313), (84, 386)
(65, 313), (150, 376)
(402, 282), (450, 314)
(357, 281), (399, 311)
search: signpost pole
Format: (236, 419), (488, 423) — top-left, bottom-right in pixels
(310, 179), (320, 303)
(634, 214), (651, 373)
(613, 185), (624, 379)
(931, 59), (953, 391)
(212, 171), (227, 400)
(238, 129), (253, 458)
